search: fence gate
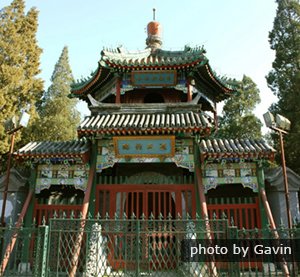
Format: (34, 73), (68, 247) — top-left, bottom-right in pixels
(44, 217), (232, 277)
(0, 221), (297, 276)
(95, 184), (196, 270)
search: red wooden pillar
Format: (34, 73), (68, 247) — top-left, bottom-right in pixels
(69, 154), (96, 277)
(195, 166), (218, 276)
(115, 76), (121, 104)
(0, 190), (33, 275)
(187, 78), (192, 102)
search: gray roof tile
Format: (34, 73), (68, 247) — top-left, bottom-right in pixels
(199, 138), (275, 160)
(78, 111), (213, 136)
(14, 139), (89, 159)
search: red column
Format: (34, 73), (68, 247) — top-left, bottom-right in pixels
(69, 161), (96, 277)
(187, 78), (192, 102)
(0, 190), (33, 275)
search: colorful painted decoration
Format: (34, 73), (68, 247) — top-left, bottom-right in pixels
(36, 163), (89, 193)
(202, 162), (258, 193)
(97, 138), (195, 172)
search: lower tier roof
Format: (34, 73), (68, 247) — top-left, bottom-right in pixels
(199, 138), (275, 160)
(78, 111), (213, 137)
(14, 137), (275, 163)
(14, 139), (89, 162)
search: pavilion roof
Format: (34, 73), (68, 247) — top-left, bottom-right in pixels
(199, 138), (275, 161)
(70, 46), (236, 103)
(14, 139), (90, 162)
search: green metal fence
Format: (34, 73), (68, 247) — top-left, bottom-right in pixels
(45, 215), (230, 277)
(0, 224), (48, 277)
(0, 216), (299, 276)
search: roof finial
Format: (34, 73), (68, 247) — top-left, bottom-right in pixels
(146, 8), (162, 52)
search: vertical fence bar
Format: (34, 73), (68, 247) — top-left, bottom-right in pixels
(34, 228), (42, 277)
(228, 225), (240, 277)
(135, 220), (140, 276)
(39, 225), (49, 277)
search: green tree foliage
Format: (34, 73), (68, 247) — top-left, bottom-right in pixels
(0, 0), (43, 155)
(266, 0), (300, 174)
(31, 46), (80, 141)
(218, 75), (262, 139)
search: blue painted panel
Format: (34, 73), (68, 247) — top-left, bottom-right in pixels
(114, 136), (174, 157)
(132, 71), (176, 87)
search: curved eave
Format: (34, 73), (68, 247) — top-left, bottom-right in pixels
(193, 64), (234, 102)
(70, 65), (112, 98)
(205, 64), (233, 94)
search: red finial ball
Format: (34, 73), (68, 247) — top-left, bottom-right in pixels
(147, 21), (162, 37)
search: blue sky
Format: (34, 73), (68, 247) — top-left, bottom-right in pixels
(2, 0), (278, 131)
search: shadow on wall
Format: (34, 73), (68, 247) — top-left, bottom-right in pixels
(0, 168), (29, 224)
(265, 166), (300, 227)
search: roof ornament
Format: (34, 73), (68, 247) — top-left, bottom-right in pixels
(190, 92), (202, 104)
(146, 8), (162, 52)
(87, 94), (101, 107)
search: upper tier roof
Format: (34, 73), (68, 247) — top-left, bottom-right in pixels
(100, 46), (207, 68)
(70, 46), (236, 103)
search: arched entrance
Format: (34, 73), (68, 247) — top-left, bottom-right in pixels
(96, 171), (195, 219)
